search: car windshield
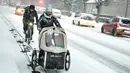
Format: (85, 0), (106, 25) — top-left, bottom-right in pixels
(121, 19), (130, 24)
(45, 32), (64, 48)
(82, 16), (93, 20)
(75, 12), (81, 17)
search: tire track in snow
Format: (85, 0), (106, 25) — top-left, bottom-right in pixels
(67, 31), (130, 73)
(64, 27), (130, 57)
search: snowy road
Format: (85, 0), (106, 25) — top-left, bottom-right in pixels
(0, 5), (130, 73)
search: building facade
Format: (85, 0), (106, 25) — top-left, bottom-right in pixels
(86, 0), (130, 18)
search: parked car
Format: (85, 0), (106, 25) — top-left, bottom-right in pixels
(101, 16), (130, 36)
(15, 5), (26, 15)
(52, 9), (62, 19)
(72, 13), (96, 28)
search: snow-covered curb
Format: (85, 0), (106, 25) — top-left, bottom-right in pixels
(0, 13), (20, 73)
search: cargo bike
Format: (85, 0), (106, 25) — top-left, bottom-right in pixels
(31, 27), (71, 72)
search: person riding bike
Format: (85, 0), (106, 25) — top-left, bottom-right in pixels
(37, 6), (62, 33)
(23, 5), (38, 40)
(37, 5), (62, 65)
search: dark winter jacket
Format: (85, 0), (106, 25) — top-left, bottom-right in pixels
(23, 6), (38, 24)
(38, 13), (62, 29)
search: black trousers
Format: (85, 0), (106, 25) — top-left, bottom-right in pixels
(38, 49), (45, 66)
(23, 20), (34, 35)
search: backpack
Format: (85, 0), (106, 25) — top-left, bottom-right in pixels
(24, 6), (30, 13)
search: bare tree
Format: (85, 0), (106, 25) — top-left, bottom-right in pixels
(125, 0), (129, 17)
(82, 0), (89, 12)
(95, 0), (102, 22)
(62, 0), (73, 11)
(95, 0), (109, 22)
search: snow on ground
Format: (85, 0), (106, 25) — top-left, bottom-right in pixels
(67, 31), (130, 72)
(0, 12), (31, 73)
(59, 14), (130, 73)
(60, 18), (130, 51)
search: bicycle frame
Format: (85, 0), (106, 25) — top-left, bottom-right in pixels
(25, 22), (34, 44)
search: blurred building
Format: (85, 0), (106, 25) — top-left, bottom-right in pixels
(86, 0), (130, 18)
(45, 0), (64, 9)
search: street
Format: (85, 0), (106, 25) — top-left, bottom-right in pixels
(0, 5), (130, 73)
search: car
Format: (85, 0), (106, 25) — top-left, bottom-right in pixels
(52, 9), (62, 19)
(15, 5), (25, 15)
(72, 13), (96, 28)
(101, 16), (130, 36)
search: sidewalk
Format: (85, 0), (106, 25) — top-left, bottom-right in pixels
(0, 13), (20, 73)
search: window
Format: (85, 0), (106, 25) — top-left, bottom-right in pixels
(82, 16), (92, 20)
(121, 19), (130, 24)
(74, 12), (81, 17)
(45, 33), (64, 48)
